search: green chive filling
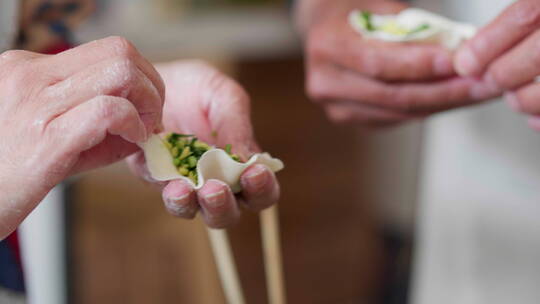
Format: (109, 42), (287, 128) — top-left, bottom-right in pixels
(164, 133), (241, 184)
(358, 11), (430, 36)
(360, 11), (376, 31)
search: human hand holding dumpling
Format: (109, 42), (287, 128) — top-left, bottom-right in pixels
(297, 0), (502, 127)
(126, 60), (282, 228)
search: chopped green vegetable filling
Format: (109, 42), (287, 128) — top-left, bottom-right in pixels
(408, 23), (431, 35)
(164, 133), (241, 184)
(359, 11), (375, 31)
(358, 11), (430, 36)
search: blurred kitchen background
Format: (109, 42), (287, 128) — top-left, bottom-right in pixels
(56, 0), (421, 303)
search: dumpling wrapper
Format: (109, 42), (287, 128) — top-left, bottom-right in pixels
(349, 8), (477, 49)
(138, 134), (284, 193)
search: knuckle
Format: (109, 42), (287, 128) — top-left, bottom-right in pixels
(117, 57), (139, 74)
(94, 96), (116, 119)
(104, 36), (137, 59)
(94, 96), (131, 120)
(111, 58), (141, 87)
(1, 62), (33, 92)
(0, 50), (27, 63)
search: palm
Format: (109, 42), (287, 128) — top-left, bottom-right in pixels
(158, 60), (259, 159)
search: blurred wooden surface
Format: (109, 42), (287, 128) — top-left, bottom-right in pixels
(70, 57), (383, 304)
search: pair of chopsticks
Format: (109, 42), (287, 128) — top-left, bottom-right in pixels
(207, 205), (286, 304)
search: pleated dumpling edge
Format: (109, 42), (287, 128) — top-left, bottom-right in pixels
(138, 134), (284, 193)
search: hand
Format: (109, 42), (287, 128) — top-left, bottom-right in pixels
(299, 0), (500, 127)
(126, 60), (280, 228)
(454, 0), (540, 130)
(0, 36), (164, 239)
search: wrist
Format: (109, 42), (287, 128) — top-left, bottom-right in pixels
(0, 176), (25, 239)
(0, 170), (50, 239)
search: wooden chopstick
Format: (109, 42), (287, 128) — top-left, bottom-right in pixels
(260, 205), (287, 304)
(207, 228), (246, 304)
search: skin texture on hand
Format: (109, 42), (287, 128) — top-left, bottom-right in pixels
(453, 0), (540, 130)
(126, 60), (280, 229)
(298, 0), (502, 128)
(0, 36), (164, 239)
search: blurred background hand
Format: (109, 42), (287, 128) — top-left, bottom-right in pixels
(127, 60), (280, 228)
(297, 0), (502, 127)
(454, 0), (540, 131)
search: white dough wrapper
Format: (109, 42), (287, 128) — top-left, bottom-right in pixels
(349, 8), (477, 49)
(138, 134), (284, 193)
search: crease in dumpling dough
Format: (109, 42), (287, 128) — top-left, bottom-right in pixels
(138, 134), (284, 193)
(349, 8), (477, 49)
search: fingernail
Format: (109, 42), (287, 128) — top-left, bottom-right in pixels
(245, 165), (268, 190)
(504, 92), (521, 111)
(204, 190), (227, 208)
(434, 54), (453, 76)
(164, 191), (196, 217)
(454, 47), (479, 76)
(527, 116), (540, 130)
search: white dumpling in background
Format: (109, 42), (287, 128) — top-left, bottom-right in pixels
(138, 134), (284, 193)
(349, 8), (477, 49)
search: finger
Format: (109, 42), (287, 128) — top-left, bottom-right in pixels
(308, 20), (455, 81)
(0, 51), (46, 81)
(0, 49), (45, 63)
(323, 101), (416, 126)
(162, 179), (198, 219)
(484, 30), (540, 90)
(72, 135), (138, 174)
(197, 179), (240, 228)
(126, 151), (165, 184)
(454, 0), (540, 76)
(239, 164), (280, 212)
(506, 83), (540, 114)
(46, 95), (147, 172)
(44, 57), (163, 133)
(307, 64), (498, 113)
(39, 36), (165, 100)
